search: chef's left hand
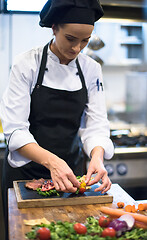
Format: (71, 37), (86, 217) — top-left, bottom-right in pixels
(85, 146), (111, 194)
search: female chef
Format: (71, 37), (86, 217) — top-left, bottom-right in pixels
(0, 0), (114, 239)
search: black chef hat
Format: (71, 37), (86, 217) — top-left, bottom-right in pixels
(39, 0), (104, 28)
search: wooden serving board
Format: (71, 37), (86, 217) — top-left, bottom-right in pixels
(13, 180), (113, 209)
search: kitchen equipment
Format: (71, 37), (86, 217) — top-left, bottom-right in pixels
(84, 48), (104, 65)
(83, 34), (105, 65)
(125, 72), (147, 125)
(88, 35), (105, 50)
(13, 180), (113, 208)
(104, 129), (147, 200)
(100, 0), (146, 21)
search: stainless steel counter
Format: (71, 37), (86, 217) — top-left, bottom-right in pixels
(104, 146), (147, 200)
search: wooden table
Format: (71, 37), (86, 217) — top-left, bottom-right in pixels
(8, 184), (136, 240)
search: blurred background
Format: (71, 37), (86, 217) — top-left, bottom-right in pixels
(0, 1), (147, 239)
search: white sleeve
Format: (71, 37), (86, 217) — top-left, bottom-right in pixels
(0, 50), (39, 167)
(79, 60), (114, 159)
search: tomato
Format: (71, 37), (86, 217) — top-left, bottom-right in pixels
(79, 187), (86, 194)
(101, 227), (116, 237)
(37, 227), (51, 240)
(74, 223), (87, 234)
(79, 181), (86, 194)
(99, 216), (110, 227)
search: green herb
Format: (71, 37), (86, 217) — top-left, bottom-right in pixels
(75, 189), (80, 194)
(76, 176), (82, 180)
(86, 216), (103, 234)
(120, 228), (147, 240)
(25, 226), (39, 239)
(36, 188), (60, 197)
(26, 216), (147, 240)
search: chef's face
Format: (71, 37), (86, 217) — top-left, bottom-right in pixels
(52, 23), (94, 64)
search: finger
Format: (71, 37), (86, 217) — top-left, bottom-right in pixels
(85, 169), (93, 184)
(51, 174), (63, 191)
(101, 181), (112, 194)
(62, 178), (78, 193)
(86, 173), (101, 186)
(94, 183), (105, 192)
(53, 180), (60, 191)
(68, 173), (80, 188)
(94, 179), (111, 193)
(94, 177), (108, 191)
(57, 180), (68, 192)
(52, 176), (73, 193)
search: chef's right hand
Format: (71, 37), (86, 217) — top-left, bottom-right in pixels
(47, 155), (80, 193)
(17, 143), (80, 192)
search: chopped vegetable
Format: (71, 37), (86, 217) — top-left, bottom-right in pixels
(124, 227), (147, 239)
(79, 187), (86, 194)
(100, 206), (147, 224)
(78, 180), (87, 194)
(86, 216), (103, 234)
(99, 216), (110, 227)
(26, 216), (103, 239)
(118, 214), (135, 230)
(125, 204), (133, 212)
(117, 202), (125, 209)
(80, 182), (86, 188)
(132, 205), (137, 213)
(36, 188), (60, 197)
(101, 227), (116, 237)
(138, 203), (147, 211)
(108, 219), (128, 236)
(76, 176), (81, 180)
(25, 216), (147, 240)
(124, 204), (137, 213)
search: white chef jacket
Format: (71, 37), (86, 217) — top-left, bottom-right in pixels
(0, 44), (114, 167)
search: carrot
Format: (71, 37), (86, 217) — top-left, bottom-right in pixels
(135, 220), (147, 229)
(100, 206), (147, 224)
(132, 205), (137, 213)
(117, 202), (125, 208)
(138, 203), (147, 211)
(124, 204), (137, 213)
(125, 205), (132, 212)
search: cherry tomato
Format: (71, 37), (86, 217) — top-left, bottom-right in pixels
(74, 223), (87, 234)
(101, 227), (116, 237)
(79, 187), (86, 194)
(99, 216), (110, 227)
(37, 227), (51, 240)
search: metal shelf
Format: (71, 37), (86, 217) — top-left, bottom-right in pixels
(114, 146), (147, 154)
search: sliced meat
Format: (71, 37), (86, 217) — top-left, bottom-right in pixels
(25, 178), (45, 190)
(41, 180), (55, 192)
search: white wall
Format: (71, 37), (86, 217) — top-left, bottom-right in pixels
(0, 13), (52, 101)
(0, 14), (10, 100)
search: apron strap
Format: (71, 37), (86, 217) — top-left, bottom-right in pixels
(76, 58), (88, 102)
(36, 42), (87, 98)
(36, 42), (49, 86)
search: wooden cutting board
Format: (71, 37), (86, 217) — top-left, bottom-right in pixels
(13, 180), (113, 209)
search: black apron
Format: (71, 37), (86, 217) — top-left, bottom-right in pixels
(1, 43), (88, 240)
(29, 43), (88, 170)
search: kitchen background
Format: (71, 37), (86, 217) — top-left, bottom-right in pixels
(0, 1), (147, 239)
